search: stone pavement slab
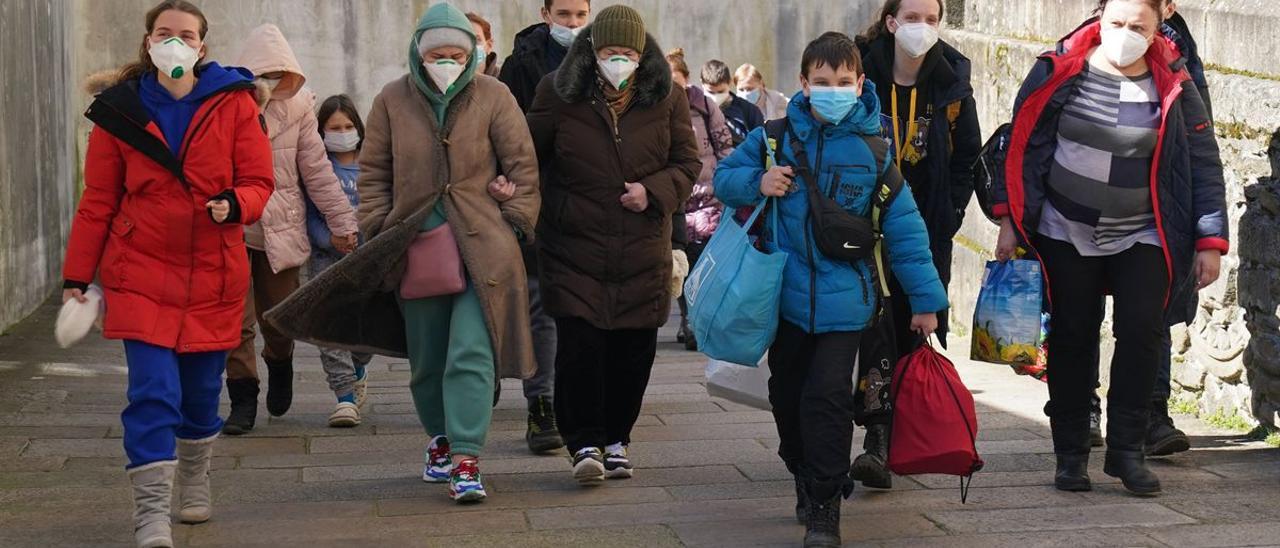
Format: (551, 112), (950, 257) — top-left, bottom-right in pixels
(0, 299), (1277, 546)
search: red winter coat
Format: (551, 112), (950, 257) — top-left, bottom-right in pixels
(65, 73), (274, 353)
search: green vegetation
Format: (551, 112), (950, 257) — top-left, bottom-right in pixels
(1204, 63), (1280, 82)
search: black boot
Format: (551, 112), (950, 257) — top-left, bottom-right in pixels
(265, 359), (294, 417)
(526, 395), (565, 453)
(792, 474), (808, 524)
(803, 490), (842, 548)
(1054, 453), (1092, 492)
(1104, 407), (1161, 496)
(1049, 412), (1093, 491)
(850, 423), (892, 489)
(1145, 400), (1190, 456)
(222, 379), (259, 436)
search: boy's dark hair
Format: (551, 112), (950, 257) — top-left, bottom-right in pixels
(317, 94), (365, 149)
(801, 32), (862, 79)
(544, 0), (590, 10)
(701, 59), (732, 85)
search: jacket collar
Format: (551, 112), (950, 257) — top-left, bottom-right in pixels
(861, 34), (974, 106)
(785, 81), (884, 142)
(1051, 21), (1189, 98)
(554, 28), (673, 109)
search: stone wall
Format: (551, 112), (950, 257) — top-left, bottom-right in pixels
(7, 0), (881, 333)
(0, 1), (79, 333)
(945, 0), (1280, 428)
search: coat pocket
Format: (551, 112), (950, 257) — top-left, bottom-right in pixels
(99, 217), (135, 290)
(221, 230), (251, 303)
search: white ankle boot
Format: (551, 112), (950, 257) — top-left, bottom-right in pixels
(176, 435), (217, 524)
(127, 460), (176, 548)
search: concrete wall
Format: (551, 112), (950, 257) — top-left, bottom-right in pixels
(0, 1), (79, 333)
(945, 0), (1280, 427)
(70, 0), (881, 130)
(8, 0), (884, 333)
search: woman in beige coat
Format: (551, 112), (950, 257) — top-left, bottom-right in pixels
(223, 23), (359, 435)
(358, 2), (540, 503)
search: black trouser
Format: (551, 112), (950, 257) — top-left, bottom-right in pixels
(768, 320), (862, 500)
(553, 317), (658, 453)
(676, 241), (707, 327)
(1090, 328), (1174, 413)
(1038, 237), (1168, 455)
(854, 275), (923, 426)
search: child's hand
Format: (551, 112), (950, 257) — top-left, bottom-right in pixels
(487, 175), (516, 203)
(331, 233), (358, 254)
(910, 313), (938, 338)
(760, 166), (795, 197)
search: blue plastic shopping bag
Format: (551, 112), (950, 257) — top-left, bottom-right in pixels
(970, 259), (1046, 366)
(683, 199), (787, 367)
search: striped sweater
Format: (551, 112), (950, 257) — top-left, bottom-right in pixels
(1038, 64), (1162, 256)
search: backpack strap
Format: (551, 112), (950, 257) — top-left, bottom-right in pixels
(759, 118), (788, 169)
(863, 135), (905, 298)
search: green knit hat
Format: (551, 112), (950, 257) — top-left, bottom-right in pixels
(591, 5), (646, 53)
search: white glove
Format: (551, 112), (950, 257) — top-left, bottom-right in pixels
(671, 250), (689, 298)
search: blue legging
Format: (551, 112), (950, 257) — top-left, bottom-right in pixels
(123, 340), (226, 468)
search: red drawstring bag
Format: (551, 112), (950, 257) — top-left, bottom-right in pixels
(887, 343), (984, 501)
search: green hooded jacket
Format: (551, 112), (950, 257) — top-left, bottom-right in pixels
(409, 2), (478, 124)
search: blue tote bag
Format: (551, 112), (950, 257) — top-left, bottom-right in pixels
(683, 199), (788, 367)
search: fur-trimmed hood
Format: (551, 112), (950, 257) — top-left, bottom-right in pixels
(553, 28), (672, 109)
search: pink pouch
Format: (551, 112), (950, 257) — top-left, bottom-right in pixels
(399, 223), (466, 300)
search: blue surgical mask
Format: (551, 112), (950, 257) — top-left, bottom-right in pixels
(739, 88), (761, 104)
(808, 86), (860, 124)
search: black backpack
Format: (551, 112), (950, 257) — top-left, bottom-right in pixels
(971, 122), (1012, 225)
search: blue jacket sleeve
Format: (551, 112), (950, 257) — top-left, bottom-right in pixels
(882, 179), (949, 315)
(713, 127), (769, 208)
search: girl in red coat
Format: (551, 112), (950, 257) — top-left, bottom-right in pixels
(61, 2), (273, 546)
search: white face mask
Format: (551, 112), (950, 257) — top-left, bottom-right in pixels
(425, 60), (465, 92)
(893, 20), (940, 59)
(324, 130), (360, 153)
(259, 77), (282, 91)
(1100, 27), (1151, 68)
(550, 23), (582, 48)
(705, 88), (731, 106)
(149, 37), (199, 80)
(597, 55), (638, 90)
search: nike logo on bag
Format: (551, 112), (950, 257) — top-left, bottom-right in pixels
(843, 243), (861, 249)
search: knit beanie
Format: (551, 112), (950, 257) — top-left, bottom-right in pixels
(591, 5), (646, 53)
(417, 26), (473, 55)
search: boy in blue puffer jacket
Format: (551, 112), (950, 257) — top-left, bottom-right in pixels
(714, 31), (947, 547)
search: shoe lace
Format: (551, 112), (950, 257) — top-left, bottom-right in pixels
(530, 398), (557, 431)
(453, 459), (479, 482)
(429, 440), (451, 465)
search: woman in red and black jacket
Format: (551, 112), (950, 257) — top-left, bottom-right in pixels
(61, 2), (272, 545)
(991, 0), (1225, 497)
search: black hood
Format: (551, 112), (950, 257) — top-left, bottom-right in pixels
(860, 34), (974, 106)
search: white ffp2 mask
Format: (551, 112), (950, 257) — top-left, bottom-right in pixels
(149, 37), (199, 79)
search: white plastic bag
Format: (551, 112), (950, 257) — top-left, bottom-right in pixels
(705, 358), (772, 411)
(55, 284), (104, 349)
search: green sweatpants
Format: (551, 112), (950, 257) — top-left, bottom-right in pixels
(402, 285), (495, 458)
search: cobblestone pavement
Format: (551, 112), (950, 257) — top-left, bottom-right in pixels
(1, 299), (1277, 547)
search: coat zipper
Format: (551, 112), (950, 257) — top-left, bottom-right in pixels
(805, 130), (829, 332)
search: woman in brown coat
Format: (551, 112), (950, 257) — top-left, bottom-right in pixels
(527, 5), (701, 485)
(358, 2), (539, 504)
